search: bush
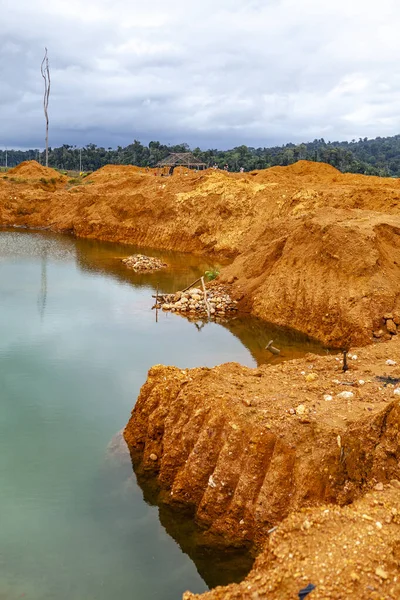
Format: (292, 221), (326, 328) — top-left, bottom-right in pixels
(205, 269), (220, 281)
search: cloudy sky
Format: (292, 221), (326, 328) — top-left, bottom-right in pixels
(1, 0), (399, 150)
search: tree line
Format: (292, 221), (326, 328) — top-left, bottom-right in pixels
(1, 134), (400, 176)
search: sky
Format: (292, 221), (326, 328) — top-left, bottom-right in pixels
(1, 0), (400, 150)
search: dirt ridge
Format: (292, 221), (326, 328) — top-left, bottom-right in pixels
(2, 160), (400, 345)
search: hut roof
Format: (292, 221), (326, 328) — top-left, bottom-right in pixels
(156, 152), (206, 168)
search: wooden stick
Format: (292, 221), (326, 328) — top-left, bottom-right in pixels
(181, 277), (202, 293)
(201, 276), (211, 318)
(156, 283), (159, 323)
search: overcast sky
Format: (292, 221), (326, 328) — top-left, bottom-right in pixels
(1, 0), (399, 150)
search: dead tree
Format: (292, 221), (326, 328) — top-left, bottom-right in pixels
(41, 48), (51, 167)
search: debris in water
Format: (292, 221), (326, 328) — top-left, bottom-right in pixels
(122, 254), (167, 272)
(266, 340), (280, 355)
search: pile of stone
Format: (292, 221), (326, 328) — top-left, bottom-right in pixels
(374, 312), (400, 340)
(122, 254), (167, 272)
(155, 284), (238, 317)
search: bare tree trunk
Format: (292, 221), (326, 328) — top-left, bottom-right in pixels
(41, 48), (51, 168)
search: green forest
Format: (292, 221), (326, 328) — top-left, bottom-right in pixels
(2, 134), (400, 176)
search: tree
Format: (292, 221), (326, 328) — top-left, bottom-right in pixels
(41, 48), (51, 167)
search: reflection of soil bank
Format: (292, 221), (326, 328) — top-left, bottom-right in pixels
(138, 473), (254, 589)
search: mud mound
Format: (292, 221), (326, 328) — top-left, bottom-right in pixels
(8, 160), (63, 180)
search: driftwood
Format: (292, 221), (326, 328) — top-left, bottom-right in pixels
(181, 277), (202, 294)
(266, 340), (280, 355)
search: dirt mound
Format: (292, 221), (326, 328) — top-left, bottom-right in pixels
(8, 160), (63, 180)
(252, 160), (342, 184)
(125, 336), (400, 598)
(2, 160), (400, 345)
(124, 337), (400, 549)
(184, 485), (400, 600)
(222, 210), (400, 347)
(89, 164), (152, 183)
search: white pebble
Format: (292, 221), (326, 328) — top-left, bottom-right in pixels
(386, 359), (397, 366)
(351, 354), (358, 360)
(358, 380), (365, 386)
(337, 391), (354, 400)
(324, 395), (333, 402)
(394, 388), (400, 396)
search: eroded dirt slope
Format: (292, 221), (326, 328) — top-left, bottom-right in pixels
(184, 485), (400, 600)
(124, 336), (400, 599)
(1, 160), (400, 344)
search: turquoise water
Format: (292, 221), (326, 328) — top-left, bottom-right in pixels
(0, 229), (325, 600)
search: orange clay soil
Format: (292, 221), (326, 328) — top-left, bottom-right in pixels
(1, 160), (400, 345)
(124, 335), (400, 600)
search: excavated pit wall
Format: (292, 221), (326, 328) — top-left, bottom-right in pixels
(124, 339), (400, 599)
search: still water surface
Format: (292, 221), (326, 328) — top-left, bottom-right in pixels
(0, 230), (325, 600)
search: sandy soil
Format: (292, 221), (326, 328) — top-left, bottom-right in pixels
(125, 336), (400, 599)
(3, 159), (400, 599)
(1, 160), (400, 345)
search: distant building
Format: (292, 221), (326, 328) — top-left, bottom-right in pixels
(156, 152), (207, 173)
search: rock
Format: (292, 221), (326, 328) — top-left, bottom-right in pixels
(394, 388), (400, 396)
(189, 288), (202, 296)
(122, 254), (167, 272)
(305, 373), (318, 382)
(191, 294), (202, 301)
(374, 482), (384, 491)
(227, 275), (235, 284)
(350, 572), (360, 582)
(383, 313), (394, 321)
(375, 567), (388, 580)
(393, 312), (400, 326)
(337, 391), (354, 400)
(390, 479), (400, 489)
(386, 359), (397, 366)
(386, 319), (397, 334)
(149, 453), (158, 461)
(323, 394), (333, 401)
(373, 329), (384, 338)
(295, 404), (306, 416)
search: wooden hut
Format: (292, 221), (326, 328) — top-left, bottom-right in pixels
(156, 152), (207, 175)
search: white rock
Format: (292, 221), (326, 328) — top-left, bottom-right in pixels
(358, 380), (365, 386)
(295, 404), (306, 415)
(394, 388), (400, 396)
(208, 475), (217, 488)
(324, 395), (333, 402)
(350, 354), (358, 360)
(386, 359), (397, 366)
(337, 391), (354, 400)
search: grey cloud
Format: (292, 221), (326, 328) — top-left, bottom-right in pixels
(0, 0), (399, 150)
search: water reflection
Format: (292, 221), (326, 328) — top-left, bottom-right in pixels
(0, 227), (329, 364)
(0, 227), (327, 600)
(105, 432), (254, 590)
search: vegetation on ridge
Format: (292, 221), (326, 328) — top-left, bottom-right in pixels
(1, 134), (400, 176)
